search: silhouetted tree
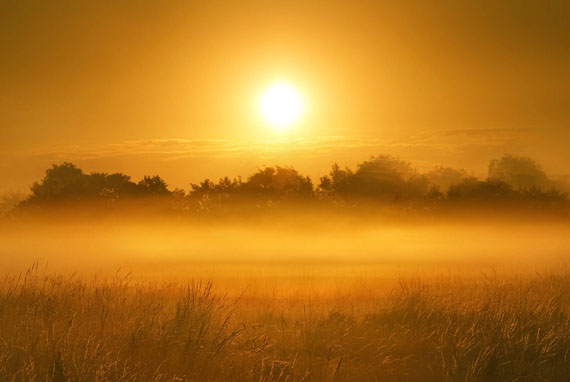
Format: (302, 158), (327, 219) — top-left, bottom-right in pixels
(488, 154), (550, 190)
(22, 163), (173, 206)
(27, 162), (88, 203)
(186, 166), (314, 212)
(447, 178), (517, 203)
(137, 176), (171, 196)
(426, 166), (469, 192)
(319, 156), (428, 201)
(100, 173), (139, 200)
(244, 166), (314, 200)
(13, 155), (569, 216)
(190, 177), (242, 198)
(425, 185), (444, 201)
(317, 163), (353, 198)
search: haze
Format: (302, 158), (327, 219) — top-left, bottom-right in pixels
(2, 2), (570, 380)
(2, 1), (570, 191)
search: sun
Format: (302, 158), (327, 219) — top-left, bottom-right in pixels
(258, 81), (304, 129)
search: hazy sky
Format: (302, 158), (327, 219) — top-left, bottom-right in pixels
(1, 0), (569, 190)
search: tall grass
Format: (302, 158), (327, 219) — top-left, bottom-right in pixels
(1, 265), (570, 381)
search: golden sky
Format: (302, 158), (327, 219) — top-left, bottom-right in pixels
(1, 0), (569, 190)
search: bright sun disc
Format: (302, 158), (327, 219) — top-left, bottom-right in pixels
(259, 82), (303, 129)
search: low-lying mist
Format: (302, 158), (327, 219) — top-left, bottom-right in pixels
(2, 210), (568, 286)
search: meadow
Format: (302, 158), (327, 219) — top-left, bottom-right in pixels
(1, 216), (570, 381)
(2, 264), (570, 381)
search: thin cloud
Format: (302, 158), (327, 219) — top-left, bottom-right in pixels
(25, 136), (397, 162)
(2, 131), (568, 191)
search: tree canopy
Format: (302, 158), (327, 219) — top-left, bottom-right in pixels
(489, 154), (550, 190)
(13, 154), (569, 216)
(23, 162), (171, 206)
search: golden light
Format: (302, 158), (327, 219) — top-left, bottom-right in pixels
(258, 81), (304, 129)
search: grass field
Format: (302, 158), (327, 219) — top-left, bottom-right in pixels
(2, 264), (570, 382)
(1, 216), (569, 381)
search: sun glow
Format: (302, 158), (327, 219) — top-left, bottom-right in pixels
(258, 81), (304, 129)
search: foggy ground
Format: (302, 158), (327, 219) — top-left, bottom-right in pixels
(2, 212), (570, 381)
(2, 213), (568, 286)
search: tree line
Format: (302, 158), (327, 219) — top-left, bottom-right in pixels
(12, 154), (570, 215)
